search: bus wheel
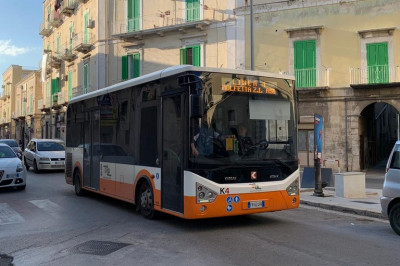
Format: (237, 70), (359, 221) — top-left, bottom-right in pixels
(74, 171), (85, 196)
(139, 181), (157, 219)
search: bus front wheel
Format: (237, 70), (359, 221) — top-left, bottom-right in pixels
(139, 181), (157, 219)
(74, 171), (85, 196)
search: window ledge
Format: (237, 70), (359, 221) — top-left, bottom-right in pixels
(358, 27), (396, 38)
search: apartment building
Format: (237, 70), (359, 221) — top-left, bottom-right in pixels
(39, 0), (103, 139)
(0, 65), (35, 141)
(236, 0), (400, 171)
(13, 71), (43, 149)
(110, 0), (237, 82)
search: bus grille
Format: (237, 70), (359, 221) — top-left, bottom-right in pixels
(65, 152), (72, 177)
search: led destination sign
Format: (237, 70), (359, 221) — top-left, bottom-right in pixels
(222, 78), (277, 95)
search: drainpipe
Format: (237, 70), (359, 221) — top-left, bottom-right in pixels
(345, 99), (348, 172)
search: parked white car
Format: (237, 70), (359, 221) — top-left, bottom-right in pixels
(23, 139), (65, 173)
(381, 140), (400, 236)
(0, 143), (26, 190)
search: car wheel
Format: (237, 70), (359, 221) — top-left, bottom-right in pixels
(17, 185), (26, 191)
(389, 202), (400, 236)
(24, 157), (30, 170)
(139, 181), (157, 219)
(74, 171), (85, 196)
(33, 159), (39, 173)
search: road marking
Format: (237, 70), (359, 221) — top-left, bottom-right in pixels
(29, 199), (63, 219)
(0, 203), (25, 225)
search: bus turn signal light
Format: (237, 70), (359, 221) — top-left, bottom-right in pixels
(196, 183), (217, 203)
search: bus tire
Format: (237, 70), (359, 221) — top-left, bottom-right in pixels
(74, 171), (85, 196)
(139, 180), (157, 219)
(33, 159), (39, 173)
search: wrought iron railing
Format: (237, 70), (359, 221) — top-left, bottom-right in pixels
(350, 65), (400, 85)
(293, 68), (330, 88)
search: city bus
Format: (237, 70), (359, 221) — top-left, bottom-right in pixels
(65, 65), (299, 219)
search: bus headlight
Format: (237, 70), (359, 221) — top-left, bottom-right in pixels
(196, 183), (217, 203)
(286, 178), (299, 196)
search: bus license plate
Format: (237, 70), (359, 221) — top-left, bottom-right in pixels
(247, 200), (265, 209)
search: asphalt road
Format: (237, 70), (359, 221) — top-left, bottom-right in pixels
(1, 170), (399, 266)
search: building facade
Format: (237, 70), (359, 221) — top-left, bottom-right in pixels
(0, 65), (35, 141)
(236, 0), (400, 171)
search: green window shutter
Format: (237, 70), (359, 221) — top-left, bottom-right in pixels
(186, 0), (200, 22)
(294, 40), (316, 88)
(180, 48), (186, 65)
(186, 0), (192, 22)
(193, 0), (200, 21)
(69, 24), (73, 52)
(133, 53), (140, 78)
(68, 70), (73, 100)
(192, 45), (201, 66)
(84, 12), (89, 43)
(367, 42), (389, 84)
(56, 36), (60, 53)
(128, 0), (140, 32)
(122, 55), (128, 80)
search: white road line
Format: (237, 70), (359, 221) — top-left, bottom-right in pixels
(29, 199), (63, 219)
(0, 203), (25, 225)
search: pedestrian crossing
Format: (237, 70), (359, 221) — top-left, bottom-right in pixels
(0, 199), (63, 226)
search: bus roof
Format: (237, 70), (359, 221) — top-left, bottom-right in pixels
(68, 65), (295, 105)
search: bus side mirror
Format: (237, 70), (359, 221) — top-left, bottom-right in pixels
(190, 94), (203, 118)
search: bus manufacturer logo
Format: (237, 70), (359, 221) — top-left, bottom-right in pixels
(251, 171), (257, 180)
(225, 176), (237, 181)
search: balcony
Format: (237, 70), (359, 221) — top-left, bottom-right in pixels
(293, 68), (330, 89)
(49, 10), (62, 28)
(60, 47), (76, 62)
(57, 91), (67, 105)
(350, 66), (400, 88)
(72, 32), (93, 53)
(39, 21), (52, 36)
(60, 0), (76, 17)
(112, 6), (227, 40)
(72, 85), (93, 98)
(48, 55), (62, 69)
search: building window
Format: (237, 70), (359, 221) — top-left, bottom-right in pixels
(186, 0), (200, 22)
(122, 53), (140, 81)
(127, 0), (140, 32)
(84, 11), (90, 44)
(294, 40), (316, 88)
(84, 61), (90, 94)
(366, 42), (389, 84)
(180, 45), (201, 66)
(68, 70), (73, 100)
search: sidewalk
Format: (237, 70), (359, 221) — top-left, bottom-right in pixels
(300, 162), (386, 220)
(300, 188), (384, 219)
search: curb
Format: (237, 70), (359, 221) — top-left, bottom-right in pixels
(300, 200), (386, 220)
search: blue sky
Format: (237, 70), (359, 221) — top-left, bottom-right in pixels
(0, 0), (43, 87)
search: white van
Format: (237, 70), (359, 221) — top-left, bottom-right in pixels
(381, 140), (400, 235)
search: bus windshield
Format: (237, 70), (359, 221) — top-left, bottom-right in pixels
(189, 73), (297, 181)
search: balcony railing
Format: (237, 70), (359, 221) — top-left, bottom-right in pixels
(60, 0), (76, 17)
(293, 68), (330, 88)
(39, 21), (52, 36)
(72, 32), (93, 53)
(60, 42), (76, 62)
(113, 6), (230, 36)
(72, 85), (94, 98)
(350, 66), (400, 85)
(49, 10), (62, 28)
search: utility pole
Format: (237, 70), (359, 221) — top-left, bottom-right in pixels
(250, 0), (254, 70)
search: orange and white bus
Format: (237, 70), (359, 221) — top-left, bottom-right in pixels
(65, 65), (299, 219)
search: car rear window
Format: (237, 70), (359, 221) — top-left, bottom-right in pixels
(390, 144), (400, 169)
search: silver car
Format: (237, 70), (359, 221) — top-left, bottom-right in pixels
(23, 138), (65, 173)
(381, 140), (400, 236)
(0, 143), (26, 190)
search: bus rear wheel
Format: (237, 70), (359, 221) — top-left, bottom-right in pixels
(74, 171), (85, 196)
(139, 181), (157, 219)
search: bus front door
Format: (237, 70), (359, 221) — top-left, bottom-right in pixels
(161, 92), (186, 214)
(83, 110), (100, 190)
